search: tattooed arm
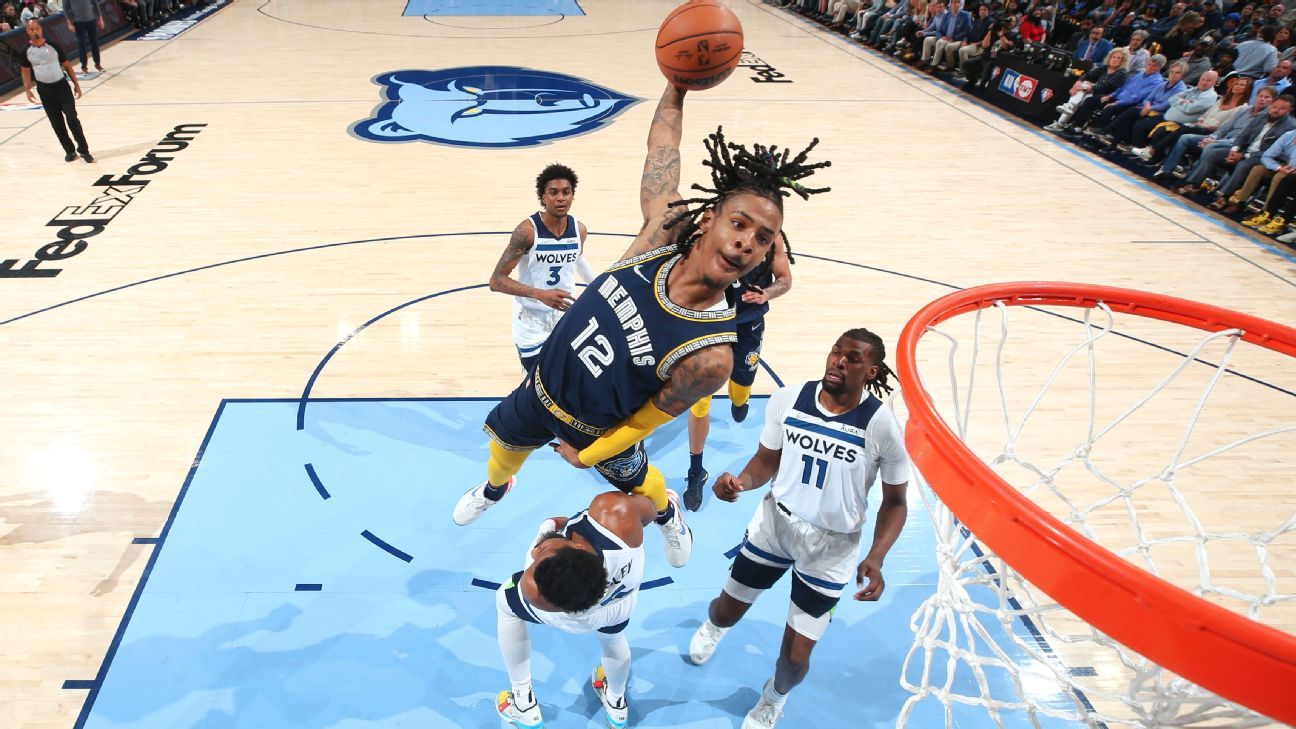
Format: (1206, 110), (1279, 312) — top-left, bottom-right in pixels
(562, 343), (732, 468)
(489, 219), (573, 311)
(742, 234), (793, 305)
(652, 344), (733, 416)
(618, 84), (687, 262)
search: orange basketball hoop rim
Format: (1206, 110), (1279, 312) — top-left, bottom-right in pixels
(896, 282), (1296, 725)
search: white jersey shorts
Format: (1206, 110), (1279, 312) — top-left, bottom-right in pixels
(725, 492), (861, 640)
(512, 305), (564, 359)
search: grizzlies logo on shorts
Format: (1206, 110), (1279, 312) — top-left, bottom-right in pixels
(744, 351), (760, 369)
(594, 442), (647, 487)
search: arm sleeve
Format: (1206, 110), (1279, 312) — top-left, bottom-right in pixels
(758, 387), (793, 451)
(577, 399), (675, 466)
(875, 409), (912, 485)
(576, 256), (597, 285)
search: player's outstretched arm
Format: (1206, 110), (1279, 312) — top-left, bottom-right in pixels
(855, 481), (908, 601)
(713, 444), (781, 502)
(619, 84), (687, 261)
(489, 219), (572, 311)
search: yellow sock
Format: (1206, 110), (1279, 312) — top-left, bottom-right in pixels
(631, 465), (669, 512)
(487, 439), (532, 487)
(690, 395), (712, 418)
(728, 381), (752, 408)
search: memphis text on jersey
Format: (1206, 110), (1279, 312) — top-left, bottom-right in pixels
(593, 276), (656, 368)
(1, 124), (206, 280)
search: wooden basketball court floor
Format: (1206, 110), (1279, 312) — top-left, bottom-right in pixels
(2, 1), (1293, 727)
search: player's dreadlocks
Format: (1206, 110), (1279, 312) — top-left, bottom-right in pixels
(663, 126), (830, 264)
(844, 328), (896, 398)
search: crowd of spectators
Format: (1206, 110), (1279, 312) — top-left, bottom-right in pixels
(773, 0), (1296, 247)
(2, 0), (199, 34)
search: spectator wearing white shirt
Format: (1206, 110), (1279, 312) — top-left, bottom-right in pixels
(1126, 70), (1219, 151)
(1121, 30), (1151, 73)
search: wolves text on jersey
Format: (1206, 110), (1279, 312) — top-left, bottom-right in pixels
(783, 425), (862, 464)
(534, 250), (580, 264)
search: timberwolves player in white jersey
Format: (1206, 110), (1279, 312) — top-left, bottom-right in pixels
(490, 163), (597, 371)
(687, 329), (911, 729)
(494, 489), (655, 729)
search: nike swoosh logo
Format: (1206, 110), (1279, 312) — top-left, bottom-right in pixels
(634, 264), (649, 283)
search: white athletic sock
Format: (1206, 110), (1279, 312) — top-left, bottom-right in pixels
(496, 592), (533, 687)
(596, 631), (633, 699)
(763, 677), (789, 707)
(511, 681), (536, 709)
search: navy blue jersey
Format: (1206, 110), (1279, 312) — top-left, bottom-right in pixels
(533, 246), (737, 434)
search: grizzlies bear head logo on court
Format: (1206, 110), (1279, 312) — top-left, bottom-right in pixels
(351, 66), (641, 148)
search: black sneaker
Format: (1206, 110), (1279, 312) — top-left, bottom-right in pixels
(81, 151), (94, 163)
(65, 151), (77, 162)
(683, 467), (708, 512)
(731, 402), (750, 423)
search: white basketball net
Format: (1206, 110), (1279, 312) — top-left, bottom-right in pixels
(896, 300), (1296, 729)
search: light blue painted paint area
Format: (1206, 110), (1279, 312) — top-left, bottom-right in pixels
(80, 398), (1084, 728)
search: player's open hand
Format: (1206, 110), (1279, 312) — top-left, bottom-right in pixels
(536, 288), (575, 311)
(552, 439), (588, 469)
(713, 472), (744, 502)
(854, 558), (885, 601)
(740, 285), (768, 305)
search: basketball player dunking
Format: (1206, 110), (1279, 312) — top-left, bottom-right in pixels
(452, 83), (830, 571)
(490, 164), (597, 373)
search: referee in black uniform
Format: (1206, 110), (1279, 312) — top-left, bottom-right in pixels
(20, 19), (93, 163)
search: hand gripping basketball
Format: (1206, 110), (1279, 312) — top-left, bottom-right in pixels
(655, 1), (744, 91)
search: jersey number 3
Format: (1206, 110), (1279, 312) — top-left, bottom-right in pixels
(571, 316), (614, 377)
(545, 266), (561, 286)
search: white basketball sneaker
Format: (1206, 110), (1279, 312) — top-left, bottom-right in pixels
(688, 619), (730, 665)
(657, 489), (693, 567)
(590, 664), (629, 728)
(741, 679), (785, 729)
(452, 477), (513, 526)
(497, 688), (544, 729)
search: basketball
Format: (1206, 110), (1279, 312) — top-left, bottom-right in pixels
(655, 1), (744, 91)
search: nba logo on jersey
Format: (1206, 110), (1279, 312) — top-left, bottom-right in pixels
(350, 66), (641, 148)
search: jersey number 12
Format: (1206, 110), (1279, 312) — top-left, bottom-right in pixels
(571, 316), (614, 377)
